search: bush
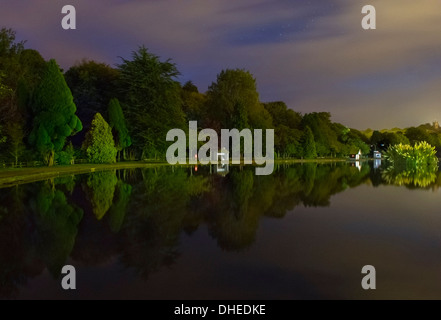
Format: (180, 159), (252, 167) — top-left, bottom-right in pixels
(82, 113), (117, 164)
(385, 141), (438, 170)
(56, 142), (75, 165)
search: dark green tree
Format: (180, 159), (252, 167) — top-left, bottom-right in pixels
(206, 69), (272, 131)
(263, 101), (303, 158)
(64, 60), (119, 146)
(301, 126), (317, 159)
(82, 113), (117, 164)
(5, 122), (25, 166)
(108, 98), (131, 161)
(301, 112), (341, 157)
(29, 59), (82, 165)
(370, 130), (384, 150)
(263, 101), (302, 129)
(181, 83), (207, 123)
(118, 46), (186, 158)
(405, 127), (432, 145)
(182, 80), (198, 93)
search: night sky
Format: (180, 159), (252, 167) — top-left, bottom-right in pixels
(1, 0), (441, 129)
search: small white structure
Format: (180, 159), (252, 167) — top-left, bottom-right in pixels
(216, 148), (229, 174)
(355, 149), (362, 160)
(373, 151), (381, 159)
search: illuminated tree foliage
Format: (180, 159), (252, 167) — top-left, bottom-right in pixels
(29, 59), (82, 165)
(82, 113), (117, 164)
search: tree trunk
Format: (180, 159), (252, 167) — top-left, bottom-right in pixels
(48, 150), (55, 166)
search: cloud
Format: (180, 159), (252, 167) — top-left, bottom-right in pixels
(1, 0), (440, 128)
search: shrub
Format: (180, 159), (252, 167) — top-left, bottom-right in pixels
(82, 113), (117, 164)
(385, 141), (438, 171)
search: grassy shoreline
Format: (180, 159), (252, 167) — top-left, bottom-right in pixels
(0, 162), (168, 188)
(0, 158), (354, 188)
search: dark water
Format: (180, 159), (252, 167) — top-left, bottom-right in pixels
(1, 162), (441, 299)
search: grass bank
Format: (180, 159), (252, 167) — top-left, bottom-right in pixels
(0, 158), (351, 188)
(0, 161), (168, 188)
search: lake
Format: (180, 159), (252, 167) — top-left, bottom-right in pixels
(1, 161), (441, 299)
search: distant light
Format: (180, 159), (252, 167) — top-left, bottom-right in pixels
(195, 166), (198, 172)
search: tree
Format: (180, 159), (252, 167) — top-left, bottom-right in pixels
(263, 101), (302, 158)
(0, 29), (45, 125)
(181, 83), (207, 124)
(0, 28), (24, 58)
(64, 60), (119, 146)
(29, 59), (82, 166)
(206, 69), (272, 131)
(82, 113), (117, 164)
(0, 126), (6, 146)
(301, 112), (341, 157)
(118, 46), (186, 158)
(263, 101), (302, 130)
(108, 98), (131, 161)
(57, 142), (75, 165)
(370, 130), (384, 150)
(5, 122), (25, 166)
(182, 80), (198, 93)
(301, 126), (317, 159)
(405, 127), (432, 145)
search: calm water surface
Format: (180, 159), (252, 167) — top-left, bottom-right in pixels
(1, 162), (441, 299)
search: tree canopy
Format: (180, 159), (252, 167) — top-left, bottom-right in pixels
(29, 59), (82, 165)
(118, 46), (186, 159)
(82, 113), (117, 164)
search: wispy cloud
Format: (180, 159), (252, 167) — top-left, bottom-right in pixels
(1, 0), (440, 128)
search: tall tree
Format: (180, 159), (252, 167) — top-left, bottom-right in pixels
(29, 59), (82, 165)
(65, 60), (119, 146)
(108, 98), (131, 161)
(302, 112), (341, 157)
(181, 82), (207, 124)
(264, 101), (302, 158)
(301, 126), (317, 159)
(82, 113), (117, 164)
(182, 80), (198, 93)
(5, 122), (25, 166)
(206, 69), (272, 131)
(118, 46), (186, 159)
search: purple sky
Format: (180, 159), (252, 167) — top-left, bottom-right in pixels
(1, 0), (441, 129)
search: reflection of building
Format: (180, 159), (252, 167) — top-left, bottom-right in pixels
(216, 148), (229, 175)
(217, 148), (229, 162)
(373, 158), (381, 169)
(350, 161), (362, 171)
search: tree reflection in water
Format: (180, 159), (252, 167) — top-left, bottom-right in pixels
(0, 162), (439, 297)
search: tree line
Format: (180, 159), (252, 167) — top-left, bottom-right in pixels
(1, 27), (440, 166)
